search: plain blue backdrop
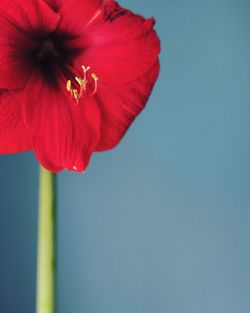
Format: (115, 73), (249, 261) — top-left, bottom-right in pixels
(1, 0), (250, 312)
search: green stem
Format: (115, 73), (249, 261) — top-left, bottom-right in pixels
(36, 166), (57, 313)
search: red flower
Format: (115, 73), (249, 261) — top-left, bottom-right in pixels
(0, 0), (160, 172)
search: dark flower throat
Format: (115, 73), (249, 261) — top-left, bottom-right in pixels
(30, 33), (79, 84)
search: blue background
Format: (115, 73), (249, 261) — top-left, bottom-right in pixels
(1, 0), (250, 312)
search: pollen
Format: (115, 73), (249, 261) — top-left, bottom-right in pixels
(66, 65), (99, 103)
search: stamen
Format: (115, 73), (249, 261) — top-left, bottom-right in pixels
(66, 65), (99, 102)
(66, 80), (72, 94)
(90, 73), (99, 96)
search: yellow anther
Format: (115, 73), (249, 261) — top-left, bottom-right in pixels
(91, 73), (99, 82)
(75, 76), (82, 85)
(73, 89), (79, 102)
(75, 76), (87, 92)
(66, 80), (72, 92)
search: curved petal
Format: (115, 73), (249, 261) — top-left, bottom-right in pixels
(0, 0), (60, 36)
(22, 70), (100, 172)
(0, 0), (60, 89)
(84, 1), (157, 46)
(70, 1), (160, 85)
(95, 60), (160, 151)
(58, 0), (103, 36)
(0, 90), (32, 153)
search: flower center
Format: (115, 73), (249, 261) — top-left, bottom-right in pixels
(30, 33), (74, 84)
(36, 40), (61, 60)
(28, 33), (96, 96)
(34, 34), (68, 66)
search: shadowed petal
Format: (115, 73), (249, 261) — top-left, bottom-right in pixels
(44, 0), (63, 12)
(95, 61), (160, 151)
(0, 0), (60, 89)
(22, 70), (100, 172)
(0, 90), (32, 153)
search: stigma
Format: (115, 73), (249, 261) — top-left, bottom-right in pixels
(66, 65), (99, 103)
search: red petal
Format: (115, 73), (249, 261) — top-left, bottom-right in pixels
(23, 70), (100, 173)
(58, 0), (103, 35)
(0, 0), (60, 89)
(0, 90), (32, 153)
(71, 1), (160, 85)
(0, 0), (60, 36)
(95, 61), (160, 151)
(85, 1), (157, 46)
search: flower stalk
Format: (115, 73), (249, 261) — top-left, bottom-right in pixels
(36, 166), (57, 313)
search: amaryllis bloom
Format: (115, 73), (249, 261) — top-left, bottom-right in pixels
(0, 0), (160, 172)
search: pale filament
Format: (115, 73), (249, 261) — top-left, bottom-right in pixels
(90, 73), (99, 96)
